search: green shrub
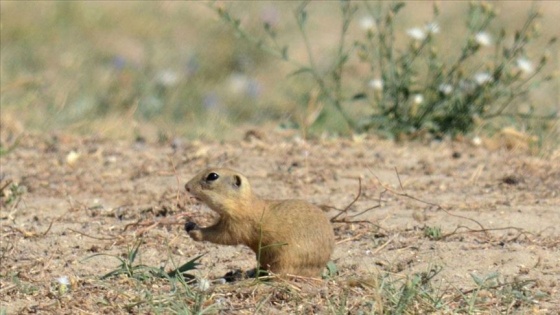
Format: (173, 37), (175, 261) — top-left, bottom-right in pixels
(216, 1), (557, 138)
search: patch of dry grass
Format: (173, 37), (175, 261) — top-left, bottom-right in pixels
(2, 236), (552, 314)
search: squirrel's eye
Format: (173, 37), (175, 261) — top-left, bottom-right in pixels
(205, 172), (219, 181)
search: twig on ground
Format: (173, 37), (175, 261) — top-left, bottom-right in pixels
(67, 228), (120, 241)
(454, 279), (536, 299)
(123, 212), (190, 237)
(167, 155), (184, 210)
(376, 167), (544, 243)
(440, 225), (534, 242)
(369, 234), (397, 256)
(0, 178), (13, 193)
(283, 274), (323, 283)
(330, 178), (380, 224)
(2, 218), (54, 238)
(373, 167), (490, 238)
(330, 178), (363, 222)
(336, 232), (367, 244)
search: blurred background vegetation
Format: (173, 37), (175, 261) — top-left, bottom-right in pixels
(1, 1), (558, 145)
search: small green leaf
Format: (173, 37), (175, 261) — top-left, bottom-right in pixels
(352, 93), (367, 100)
(287, 67), (314, 78)
(167, 255), (204, 278)
(297, 10), (307, 25)
(281, 46), (289, 60)
(391, 2), (406, 14)
(326, 261), (338, 277)
(470, 273), (483, 286)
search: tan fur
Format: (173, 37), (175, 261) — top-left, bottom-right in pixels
(185, 168), (335, 277)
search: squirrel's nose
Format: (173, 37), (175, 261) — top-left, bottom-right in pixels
(185, 183), (190, 192)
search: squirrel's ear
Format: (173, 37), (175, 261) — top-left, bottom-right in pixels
(232, 175), (242, 188)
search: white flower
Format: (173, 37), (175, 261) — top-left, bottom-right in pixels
(66, 150), (80, 165)
(57, 276), (70, 286)
(227, 73), (262, 98)
(474, 72), (493, 85)
(475, 32), (492, 46)
(413, 94), (424, 104)
(472, 136), (482, 146)
(425, 22), (440, 34)
(57, 276), (70, 294)
(368, 79), (383, 91)
(516, 58), (534, 74)
(228, 73), (250, 95)
(156, 70), (180, 87)
(438, 84), (453, 95)
(197, 278), (210, 291)
(406, 27), (426, 40)
(359, 16), (376, 31)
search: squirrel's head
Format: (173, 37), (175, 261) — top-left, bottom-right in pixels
(185, 168), (253, 216)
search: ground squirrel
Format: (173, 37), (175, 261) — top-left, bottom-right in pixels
(184, 168), (335, 277)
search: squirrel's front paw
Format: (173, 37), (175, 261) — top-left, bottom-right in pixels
(185, 221), (203, 241)
(185, 221), (198, 232)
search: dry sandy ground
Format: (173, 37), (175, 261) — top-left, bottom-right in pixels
(1, 129), (559, 314)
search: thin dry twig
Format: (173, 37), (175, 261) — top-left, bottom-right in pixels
(283, 273), (324, 283)
(330, 178), (363, 222)
(373, 167), (490, 238)
(330, 178), (379, 224)
(67, 228), (120, 241)
(369, 234), (397, 256)
(123, 212), (190, 236)
(2, 218), (55, 238)
(40, 219), (55, 237)
(455, 279), (536, 298)
(378, 167), (543, 243)
(0, 284), (17, 295)
(440, 225), (535, 243)
(336, 232), (367, 245)
(167, 154), (184, 209)
(0, 178), (13, 194)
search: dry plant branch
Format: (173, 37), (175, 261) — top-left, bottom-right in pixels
(2, 219), (54, 238)
(330, 178), (362, 222)
(67, 228), (120, 241)
(440, 225), (535, 242)
(377, 167), (543, 243)
(373, 167), (490, 238)
(167, 154), (183, 209)
(123, 212), (190, 237)
(330, 178), (380, 224)
(454, 279), (536, 300)
(336, 232), (368, 245)
(0, 178), (12, 193)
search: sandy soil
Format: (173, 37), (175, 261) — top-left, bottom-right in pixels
(1, 129), (559, 314)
